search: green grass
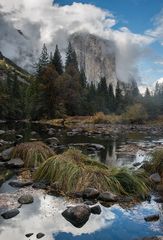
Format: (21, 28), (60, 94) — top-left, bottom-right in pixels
(35, 148), (150, 198)
(11, 141), (54, 168)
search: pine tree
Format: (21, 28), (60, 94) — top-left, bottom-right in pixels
(115, 81), (123, 113)
(80, 68), (87, 88)
(65, 42), (78, 70)
(36, 44), (49, 75)
(108, 83), (115, 112)
(52, 45), (63, 75)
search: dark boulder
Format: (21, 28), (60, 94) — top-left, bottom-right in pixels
(144, 214), (160, 222)
(36, 233), (45, 239)
(25, 233), (34, 238)
(1, 209), (20, 219)
(90, 205), (101, 215)
(18, 194), (34, 204)
(1, 147), (13, 161)
(62, 204), (91, 228)
(32, 182), (47, 189)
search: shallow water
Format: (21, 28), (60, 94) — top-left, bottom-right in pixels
(0, 122), (163, 240)
(0, 185), (163, 240)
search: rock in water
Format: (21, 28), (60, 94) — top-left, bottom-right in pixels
(36, 233), (45, 239)
(144, 214), (160, 222)
(6, 158), (24, 168)
(83, 188), (100, 199)
(18, 194), (34, 204)
(90, 205), (102, 215)
(98, 192), (118, 202)
(25, 233), (34, 238)
(9, 180), (33, 188)
(1, 209), (20, 219)
(62, 204), (91, 228)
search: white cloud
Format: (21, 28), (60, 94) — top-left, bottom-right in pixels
(0, 0), (155, 82)
(146, 9), (163, 45)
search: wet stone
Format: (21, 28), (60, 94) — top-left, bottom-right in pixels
(62, 204), (91, 228)
(98, 192), (118, 202)
(6, 158), (24, 168)
(144, 214), (160, 222)
(36, 233), (45, 239)
(9, 180), (33, 188)
(18, 194), (34, 204)
(90, 205), (102, 215)
(1, 208), (20, 219)
(83, 188), (100, 199)
(25, 233), (34, 238)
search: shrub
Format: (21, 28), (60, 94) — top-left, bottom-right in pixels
(123, 103), (148, 124)
(11, 141), (54, 168)
(35, 148), (150, 197)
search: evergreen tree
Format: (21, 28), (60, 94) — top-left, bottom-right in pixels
(65, 42), (78, 70)
(108, 83), (115, 112)
(36, 44), (49, 75)
(115, 81), (123, 113)
(52, 45), (63, 75)
(80, 68), (87, 88)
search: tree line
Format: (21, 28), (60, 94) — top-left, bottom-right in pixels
(0, 42), (163, 120)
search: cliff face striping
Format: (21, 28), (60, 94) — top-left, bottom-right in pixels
(70, 33), (118, 89)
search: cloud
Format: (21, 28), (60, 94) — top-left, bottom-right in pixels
(0, 0), (155, 82)
(146, 9), (163, 45)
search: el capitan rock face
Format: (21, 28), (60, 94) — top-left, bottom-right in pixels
(70, 32), (118, 89)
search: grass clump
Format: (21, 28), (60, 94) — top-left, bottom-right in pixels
(11, 141), (54, 168)
(35, 148), (150, 197)
(144, 149), (163, 175)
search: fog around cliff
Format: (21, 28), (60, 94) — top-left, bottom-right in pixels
(0, 0), (160, 83)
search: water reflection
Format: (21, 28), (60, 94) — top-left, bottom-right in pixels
(0, 192), (163, 240)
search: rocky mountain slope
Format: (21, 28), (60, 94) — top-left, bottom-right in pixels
(0, 51), (30, 85)
(70, 33), (118, 89)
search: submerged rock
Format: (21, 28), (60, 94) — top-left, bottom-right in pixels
(83, 188), (100, 199)
(98, 192), (118, 202)
(90, 205), (101, 215)
(62, 204), (91, 228)
(36, 233), (45, 239)
(150, 173), (161, 184)
(144, 214), (160, 222)
(1, 208), (20, 219)
(6, 158), (24, 168)
(9, 180), (33, 188)
(32, 182), (47, 189)
(18, 194), (34, 204)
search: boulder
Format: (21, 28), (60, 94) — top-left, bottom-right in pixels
(6, 158), (24, 168)
(1, 147), (13, 161)
(36, 233), (45, 239)
(16, 134), (23, 140)
(144, 214), (160, 222)
(90, 205), (101, 215)
(83, 188), (100, 199)
(98, 192), (118, 202)
(154, 198), (163, 203)
(149, 173), (161, 184)
(62, 204), (91, 228)
(9, 180), (33, 188)
(1, 209), (20, 219)
(25, 233), (34, 238)
(18, 194), (34, 204)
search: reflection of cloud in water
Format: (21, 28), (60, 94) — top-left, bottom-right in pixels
(0, 195), (115, 240)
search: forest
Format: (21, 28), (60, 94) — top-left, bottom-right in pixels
(0, 43), (163, 121)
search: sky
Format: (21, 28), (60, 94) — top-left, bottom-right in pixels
(55, 0), (163, 86)
(1, 0), (163, 87)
